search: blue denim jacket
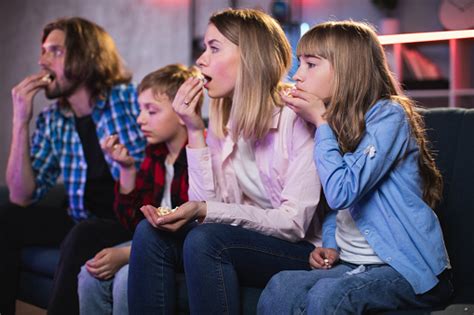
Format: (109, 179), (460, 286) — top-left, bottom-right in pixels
(316, 99), (450, 294)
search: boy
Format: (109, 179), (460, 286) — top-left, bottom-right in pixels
(77, 64), (203, 315)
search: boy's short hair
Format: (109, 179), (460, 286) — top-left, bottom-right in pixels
(138, 64), (204, 114)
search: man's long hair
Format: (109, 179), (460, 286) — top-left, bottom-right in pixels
(42, 17), (131, 100)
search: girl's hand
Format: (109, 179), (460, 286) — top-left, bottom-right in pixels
(140, 201), (207, 231)
(86, 246), (130, 280)
(172, 77), (205, 132)
(309, 247), (339, 269)
(101, 135), (135, 169)
(281, 89), (328, 127)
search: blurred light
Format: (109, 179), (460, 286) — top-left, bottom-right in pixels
(379, 29), (474, 45)
(300, 22), (310, 37)
(272, 0), (291, 24)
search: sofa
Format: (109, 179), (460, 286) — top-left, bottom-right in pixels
(2, 107), (473, 314)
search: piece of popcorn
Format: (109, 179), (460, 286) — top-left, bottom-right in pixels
(155, 206), (178, 216)
(196, 73), (206, 84)
(41, 74), (53, 83)
(283, 86), (296, 97)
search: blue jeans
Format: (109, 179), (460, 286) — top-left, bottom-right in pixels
(128, 222), (314, 315)
(183, 224), (314, 315)
(128, 220), (196, 314)
(77, 241), (131, 315)
(257, 262), (454, 315)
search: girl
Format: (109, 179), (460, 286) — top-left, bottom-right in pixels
(258, 21), (453, 314)
(128, 9), (324, 314)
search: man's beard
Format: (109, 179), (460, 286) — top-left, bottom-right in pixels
(45, 78), (80, 100)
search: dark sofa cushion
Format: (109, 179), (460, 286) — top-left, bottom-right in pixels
(21, 247), (60, 276)
(422, 108), (474, 303)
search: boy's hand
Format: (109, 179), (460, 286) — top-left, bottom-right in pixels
(86, 246), (130, 280)
(309, 247), (339, 269)
(172, 77), (205, 132)
(101, 135), (135, 168)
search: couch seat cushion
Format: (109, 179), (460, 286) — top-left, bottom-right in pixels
(21, 247), (60, 277)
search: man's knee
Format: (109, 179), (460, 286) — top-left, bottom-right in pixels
(61, 223), (87, 250)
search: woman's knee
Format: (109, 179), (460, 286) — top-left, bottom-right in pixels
(131, 220), (174, 260)
(132, 219), (154, 244)
(184, 223), (232, 246)
(183, 224), (226, 259)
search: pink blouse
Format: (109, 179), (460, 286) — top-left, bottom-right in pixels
(186, 106), (322, 246)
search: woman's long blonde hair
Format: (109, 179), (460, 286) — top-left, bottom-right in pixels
(208, 9), (292, 140)
(297, 21), (442, 208)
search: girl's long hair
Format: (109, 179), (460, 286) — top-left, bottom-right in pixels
(297, 21), (442, 208)
(208, 9), (292, 140)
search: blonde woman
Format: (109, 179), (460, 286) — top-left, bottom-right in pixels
(128, 9), (325, 314)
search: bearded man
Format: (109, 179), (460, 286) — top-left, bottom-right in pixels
(1, 17), (146, 315)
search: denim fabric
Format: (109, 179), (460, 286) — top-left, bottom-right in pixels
(128, 222), (314, 315)
(183, 224), (314, 315)
(78, 264), (129, 315)
(128, 220), (196, 315)
(187, 106), (322, 246)
(315, 100), (450, 293)
(258, 263), (454, 315)
(48, 219), (131, 315)
(77, 241), (132, 315)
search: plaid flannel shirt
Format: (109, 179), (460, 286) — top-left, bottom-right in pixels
(114, 142), (189, 232)
(30, 83), (146, 221)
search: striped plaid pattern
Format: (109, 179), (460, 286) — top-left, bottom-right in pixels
(30, 83), (146, 221)
(114, 142), (189, 232)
